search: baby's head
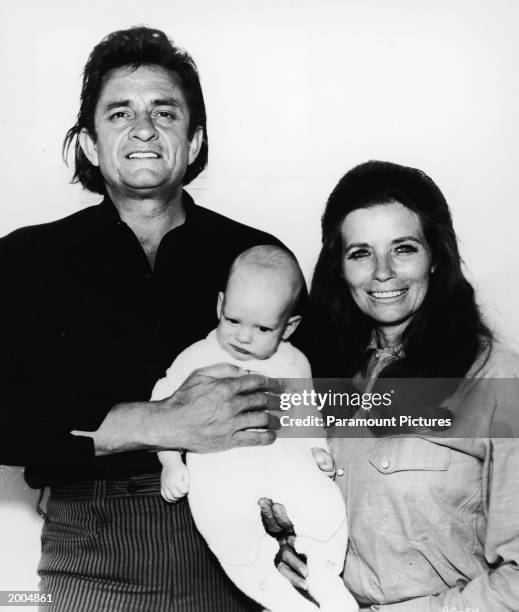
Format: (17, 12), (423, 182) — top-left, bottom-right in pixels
(216, 245), (304, 361)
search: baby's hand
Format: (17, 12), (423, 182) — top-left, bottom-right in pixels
(160, 462), (190, 503)
(311, 447), (336, 479)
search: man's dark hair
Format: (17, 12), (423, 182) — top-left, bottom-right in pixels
(63, 26), (208, 194)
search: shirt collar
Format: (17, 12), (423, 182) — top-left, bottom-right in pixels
(99, 189), (198, 229)
(366, 330), (405, 359)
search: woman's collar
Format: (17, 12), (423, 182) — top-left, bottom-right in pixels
(366, 330), (405, 359)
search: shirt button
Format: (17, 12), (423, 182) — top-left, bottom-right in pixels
(381, 459), (391, 470)
(336, 467), (344, 477)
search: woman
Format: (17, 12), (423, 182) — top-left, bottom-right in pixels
(263, 161), (519, 611)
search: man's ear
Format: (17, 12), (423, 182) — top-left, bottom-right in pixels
(216, 292), (224, 319)
(78, 129), (99, 167)
(282, 315), (302, 340)
(188, 126), (203, 165)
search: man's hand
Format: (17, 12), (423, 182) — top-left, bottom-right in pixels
(155, 363), (280, 453)
(259, 498), (309, 592)
(81, 363), (280, 456)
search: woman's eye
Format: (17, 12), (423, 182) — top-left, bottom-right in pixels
(395, 244), (418, 255)
(347, 249), (369, 260)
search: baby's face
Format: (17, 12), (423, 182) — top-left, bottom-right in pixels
(216, 269), (293, 361)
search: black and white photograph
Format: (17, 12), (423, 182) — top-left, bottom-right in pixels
(1, 1), (518, 610)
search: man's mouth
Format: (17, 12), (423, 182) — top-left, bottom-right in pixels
(127, 151), (160, 159)
(369, 289), (408, 299)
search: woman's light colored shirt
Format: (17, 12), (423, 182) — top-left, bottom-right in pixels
(330, 342), (519, 611)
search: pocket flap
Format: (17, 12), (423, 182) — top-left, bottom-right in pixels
(369, 437), (451, 474)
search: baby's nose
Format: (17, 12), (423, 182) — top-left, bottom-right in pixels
(236, 326), (253, 343)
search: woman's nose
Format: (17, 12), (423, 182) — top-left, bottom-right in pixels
(373, 254), (395, 281)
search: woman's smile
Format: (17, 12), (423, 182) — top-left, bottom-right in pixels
(368, 288), (408, 300)
(341, 201), (433, 342)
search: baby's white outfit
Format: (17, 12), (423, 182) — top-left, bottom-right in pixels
(151, 331), (356, 612)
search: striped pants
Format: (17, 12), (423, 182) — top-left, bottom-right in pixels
(38, 474), (261, 612)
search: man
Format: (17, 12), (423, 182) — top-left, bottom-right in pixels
(0, 26), (283, 611)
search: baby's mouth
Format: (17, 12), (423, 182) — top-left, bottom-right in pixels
(230, 344), (251, 355)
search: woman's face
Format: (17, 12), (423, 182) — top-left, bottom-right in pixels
(341, 201), (433, 339)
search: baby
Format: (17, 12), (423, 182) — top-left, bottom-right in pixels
(151, 245), (356, 612)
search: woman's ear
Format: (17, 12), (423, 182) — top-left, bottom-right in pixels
(282, 315), (302, 340)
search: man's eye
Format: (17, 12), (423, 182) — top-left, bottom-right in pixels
(109, 111), (129, 121)
(155, 111), (176, 121)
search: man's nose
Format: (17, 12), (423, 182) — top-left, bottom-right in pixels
(373, 254), (395, 282)
(236, 326), (253, 343)
(129, 113), (158, 141)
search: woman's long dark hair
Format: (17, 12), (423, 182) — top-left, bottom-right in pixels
(309, 160), (492, 381)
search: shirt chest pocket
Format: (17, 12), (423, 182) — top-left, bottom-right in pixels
(366, 437), (455, 533)
(369, 436), (451, 474)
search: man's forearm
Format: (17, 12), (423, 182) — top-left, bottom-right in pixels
(74, 365), (279, 457)
(73, 400), (189, 456)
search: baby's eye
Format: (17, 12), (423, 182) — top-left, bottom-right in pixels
(225, 317), (239, 325)
(257, 326), (273, 334)
(395, 243), (419, 255)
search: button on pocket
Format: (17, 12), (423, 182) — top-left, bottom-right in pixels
(365, 437), (454, 535)
(369, 437), (451, 474)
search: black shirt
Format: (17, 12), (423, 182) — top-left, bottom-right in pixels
(0, 192), (282, 487)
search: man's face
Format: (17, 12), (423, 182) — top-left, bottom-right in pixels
(80, 64), (202, 200)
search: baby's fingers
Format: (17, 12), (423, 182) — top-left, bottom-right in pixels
(311, 447), (336, 478)
(161, 487), (179, 503)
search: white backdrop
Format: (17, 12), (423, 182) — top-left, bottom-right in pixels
(1, 0), (518, 594)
